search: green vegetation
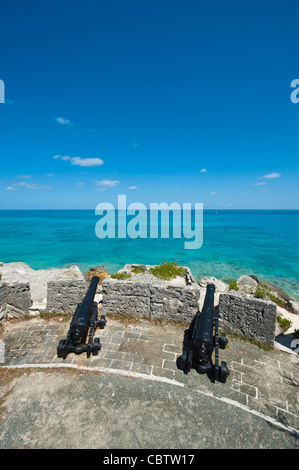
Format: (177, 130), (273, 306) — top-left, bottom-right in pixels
(0, 273), (2, 281)
(110, 272), (132, 280)
(149, 261), (186, 281)
(253, 284), (287, 308)
(254, 285), (268, 299)
(228, 279), (239, 291)
(132, 265), (146, 274)
(225, 330), (273, 351)
(40, 312), (73, 321)
(277, 314), (292, 333)
(268, 293), (286, 307)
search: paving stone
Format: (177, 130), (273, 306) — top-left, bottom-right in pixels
(90, 357), (113, 368)
(130, 362), (152, 375)
(277, 409), (299, 430)
(230, 380), (258, 398)
(246, 396), (278, 419)
(163, 344), (182, 353)
(110, 360), (133, 371)
(152, 366), (175, 380)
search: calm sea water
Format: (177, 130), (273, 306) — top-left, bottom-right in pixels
(0, 210), (298, 300)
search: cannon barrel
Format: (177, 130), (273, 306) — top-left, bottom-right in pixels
(194, 283), (215, 355)
(70, 276), (99, 343)
(179, 282), (229, 382)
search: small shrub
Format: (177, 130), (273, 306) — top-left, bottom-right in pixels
(254, 285), (268, 299)
(268, 293), (286, 308)
(277, 315), (292, 333)
(149, 261), (186, 281)
(132, 265), (146, 274)
(110, 272), (132, 280)
(0, 273), (2, 281)
(228, 279), (239, 291)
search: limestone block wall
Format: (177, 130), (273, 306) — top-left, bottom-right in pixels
(218, 293), (277, 346)
(101, 266), (200, 323)
(46, 280), (87, 314)
(0, 281), (32, 321)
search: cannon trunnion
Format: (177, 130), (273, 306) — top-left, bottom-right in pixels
(180, 283), (229, 383)
(57, 276), (106, 359)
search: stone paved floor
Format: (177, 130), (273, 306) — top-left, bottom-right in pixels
(1, 315), (299, 435)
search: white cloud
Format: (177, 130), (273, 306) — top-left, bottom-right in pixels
(71, 157), (104, 167)
(128, 186), (137, 190)
(47, 173), (54, 177)
(95, 179), (120, 187)
(53, 155), (71, 161)
(17, 175), (31, 179)
(53, 155), (104, 167)
(7, 182), (52, 191)
(76, 182), (85, 186)
(14, 182), (51, 190)
(262, 173), (281, 179)
(55, 117), (73, 126)
(252, 182), (267, 186)
(200, 168), (207, 173)
(210, 192), (217, 195)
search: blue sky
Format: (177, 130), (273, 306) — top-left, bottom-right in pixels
(0, 0), (299, 209)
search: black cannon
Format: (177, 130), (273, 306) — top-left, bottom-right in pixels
(57, 276), (106, 359)
(179, 283), (229, 383)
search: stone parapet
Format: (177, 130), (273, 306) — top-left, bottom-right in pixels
(218, 292), (277, 346)
(46, 280), (87, 314)
(101, 264), (200, 323)
(0, 281), (32, 320)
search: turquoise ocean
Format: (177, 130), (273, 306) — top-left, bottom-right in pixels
(0, 210), (298, 300)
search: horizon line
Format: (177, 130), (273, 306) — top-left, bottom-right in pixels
(0, 208), (298, 211)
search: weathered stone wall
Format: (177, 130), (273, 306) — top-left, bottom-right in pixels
(0, 281), (32, 321)
(218, 293), (277, 346)
(46, 280), (87, 314)
(101, 266), (200, 323)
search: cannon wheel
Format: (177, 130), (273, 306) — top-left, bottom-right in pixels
(186, 350), (193, 373)
(92, 338), (101, 355)
(219, 361), (229, 383)
(219, 333), (228, 350)
(180, 350), (188, 370)
(57, 339), (67, 358)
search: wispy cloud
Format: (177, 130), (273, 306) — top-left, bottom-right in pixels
(252, 182), (267, 186)
(7, 182), (52, 191)
(71, 157), (104, 167)
(95, 179), (120, 188)
(55, 117), (73, 126)
(53, 155), (103, 167)
(76, 182), (85, 186)
(262, 172), (281, 179)
(210, 192), (217, 195)
(17, 175), (31, 179)
(128, 186), (137, 190)
(131, 138), (139, 149)
(53, 155), (71, 161)
(200, 168), (207, 173)
(15, 182), (51, 190)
